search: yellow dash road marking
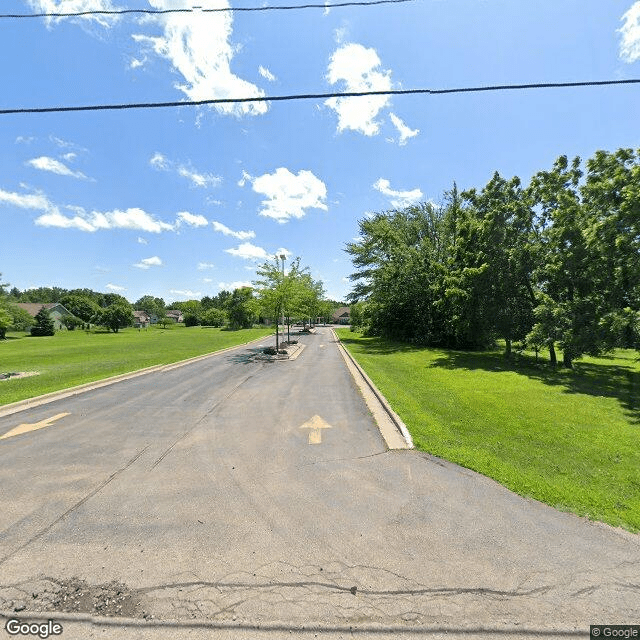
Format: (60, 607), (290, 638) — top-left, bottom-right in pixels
(0, 412), (71, 440)
(299, 414), (332, 444)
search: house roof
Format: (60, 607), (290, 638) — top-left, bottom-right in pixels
(133, 310), (150, 320)
(165, 309), (183, 317)
(14, 302), (68, 318)
(332, 306), (350, 318)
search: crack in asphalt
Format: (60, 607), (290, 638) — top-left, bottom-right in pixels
(0, 445), (151, 568)
(149, 365), (263, 470)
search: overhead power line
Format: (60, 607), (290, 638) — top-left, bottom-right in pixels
(1, 79), (638, 116)
(0, 0), (416, 19)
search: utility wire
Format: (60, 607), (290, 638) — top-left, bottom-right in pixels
(1, 79), (638, 116)
(0, 0), (416, 19)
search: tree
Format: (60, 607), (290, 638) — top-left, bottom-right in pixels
(462, 173), (536, 355)
(580, 148), (640, 350)
(7, 305), (33, 332)
(201, 307), (227, 327)
(0, 307), (10, 339)
(61, 294), (100, 323)
(226, 287), (259, 330)
(30, 306), (55, 337)
(528, 155), (600, 367)
(97, 302), (134, 333)
(254, 258), (291, 349)
(134, 295), (166, 322)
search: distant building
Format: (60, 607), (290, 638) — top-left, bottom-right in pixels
(331, 306), (351, 325)
(14, 303), (74, 330)
(133, 310), (151, 328)
(165, 309), (184, 324)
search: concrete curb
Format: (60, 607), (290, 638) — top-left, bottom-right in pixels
(331, 329), (413, 450)
(0, 334), (272, 419)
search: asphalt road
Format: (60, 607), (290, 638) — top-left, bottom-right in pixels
(0, 328), (638, 640)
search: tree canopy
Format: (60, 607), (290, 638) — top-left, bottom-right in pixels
(347, 147), (640, 366)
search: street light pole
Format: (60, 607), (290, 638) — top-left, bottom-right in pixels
(279, 254), (287, 343)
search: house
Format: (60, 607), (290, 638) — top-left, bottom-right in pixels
(165, 309), (184, 324)
(133, 310), (151, 328)
(331, 306), (351, 325)
(14, 303), (74, 330)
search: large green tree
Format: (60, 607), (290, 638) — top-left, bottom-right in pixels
(527, 155), (601, 367)
(225, 287), (259, 330)
(61, 294), (100, 323)
(97, 302), (134, 333)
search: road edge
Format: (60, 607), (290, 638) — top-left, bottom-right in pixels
(0, 333), (272, 419)
(331, 328), (413, 450)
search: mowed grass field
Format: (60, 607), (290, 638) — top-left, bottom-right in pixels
(0, 325), (273, 406)
(336, 329), (640, 533)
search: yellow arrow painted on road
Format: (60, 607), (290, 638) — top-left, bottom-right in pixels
(299, 414), (332, 444)
(0, 412), (71, 440)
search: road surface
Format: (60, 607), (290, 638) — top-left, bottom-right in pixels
(0, 328), (638, 639)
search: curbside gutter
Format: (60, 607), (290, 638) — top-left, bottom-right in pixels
(331, 329), (413, 450)
(0, 334), (272, 419)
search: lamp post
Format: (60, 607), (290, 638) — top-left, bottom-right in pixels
(279, 254), (287, 343)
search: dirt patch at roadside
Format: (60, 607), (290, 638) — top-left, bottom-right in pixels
(0, 372), (39, 382)
(1, 577), (150, 618)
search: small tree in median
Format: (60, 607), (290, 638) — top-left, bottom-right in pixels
(31, 307), (55, 336)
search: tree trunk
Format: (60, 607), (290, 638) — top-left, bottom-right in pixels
(563, 350), (573, 369)
(504, 337), (512, 358)
(548, 341), (557, 366)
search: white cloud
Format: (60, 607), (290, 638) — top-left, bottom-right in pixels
(106, 283), (126, 291)
(150, 152), (221, 188)
(218, 281), (252, 292)
(134, 256), (163, 269)
(197, 262), (216, 270)
(26, 156), (88, 180)
(325, 43), (392, 136)
(150, 152), (170, 170)
(129, 56), (146, 69)
(225, 242), (270, 260)
(620, 2), (640, 62)
(237, 170), (252, 187)
(35, 211), (96, 232)
(15, 136), (36, 144)
(35, 206), (175, 233)
(176, 211), (208, 227)
(177, 166), (222, 189)
(373, 178), (423, 208)
(211, 220), (255, 240)
(258, 65), (276, 82)
(244, 168), (328, 223)
(26, 0), (119, 28)
(137, 236), (148, 244)
(0, 188), (53, 211)
(276, 247), (292, 259)
(170, 289), (202, 298)
(389, 113), (419, 146)
(132, 0), (267, 117)
(62, 152), (77, 162)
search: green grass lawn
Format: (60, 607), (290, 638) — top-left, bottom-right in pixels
(336, 329), (640, 533)
(0, 325), (273, 406)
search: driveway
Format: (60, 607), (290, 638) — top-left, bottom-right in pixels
(0, 328), (638, 639)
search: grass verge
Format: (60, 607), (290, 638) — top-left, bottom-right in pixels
(0, 325), (273, 406)
(336, 329), (640, 533)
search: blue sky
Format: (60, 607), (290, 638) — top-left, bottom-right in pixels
(1, 0), (639, 304)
